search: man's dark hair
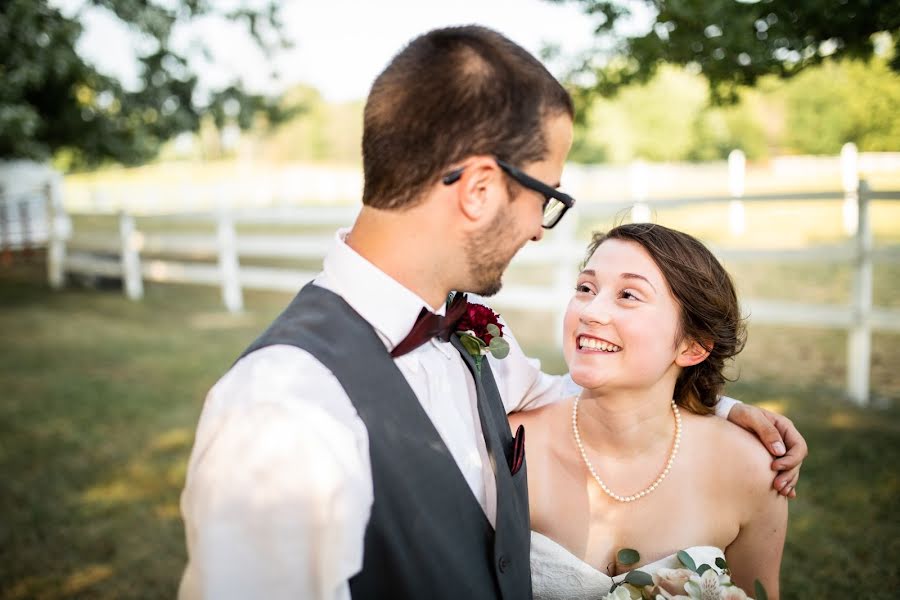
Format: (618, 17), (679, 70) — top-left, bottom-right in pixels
(362, 25), (574, 210)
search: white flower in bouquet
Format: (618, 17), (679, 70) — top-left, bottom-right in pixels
(685, 568), (731, 599)
(602, 585), (634, 600)
(719, 586), (750, 600)
(605, 548), (767, 600)
(652, 567), (695, 597)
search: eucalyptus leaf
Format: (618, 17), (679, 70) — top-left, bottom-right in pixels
(489, 337), (510, 359)
(486, 323), (501, 337)
(677, 550), (697, 572)
(459, 335), (483, 358)
(623, 569), (653, 587)
(697, 564), (712, 576)
(616, 548), (640, 566)
(715, 557), (728, 570)
(754, 580), (768, 600)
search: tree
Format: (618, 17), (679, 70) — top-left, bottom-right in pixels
(0, 0), (292, 169)
(551, 0), (900, 102)
(781, 58), (900, 154)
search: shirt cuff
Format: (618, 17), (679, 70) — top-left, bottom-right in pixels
(715, 395), (741, 418)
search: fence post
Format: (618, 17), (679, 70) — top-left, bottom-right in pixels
(728, 149), (746, 236)
(47, 177), (69, 289)
(217, 208), (243, 313)
(119, 211), (144, 300)
(841, 143), (859, 235)
(847, 180), (872, 405)
(629, 160), (651, 222)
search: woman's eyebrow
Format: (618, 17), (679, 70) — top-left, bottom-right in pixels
(621, 272), (657, 292)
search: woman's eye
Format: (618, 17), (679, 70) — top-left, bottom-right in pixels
(620, 289), (640, 301)
(575, 284), (593, 294)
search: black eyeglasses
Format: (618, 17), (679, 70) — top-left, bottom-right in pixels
(441, 158), (576, 229)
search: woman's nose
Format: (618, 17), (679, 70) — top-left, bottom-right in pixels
(580, 296), (612, 325)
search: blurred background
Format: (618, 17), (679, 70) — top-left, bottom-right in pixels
(1, 1), (898, 598)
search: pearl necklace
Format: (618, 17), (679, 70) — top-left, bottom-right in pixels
(571, 396), (682, 503)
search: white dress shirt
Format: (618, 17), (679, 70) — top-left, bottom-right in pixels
(178, 229), (739, 600)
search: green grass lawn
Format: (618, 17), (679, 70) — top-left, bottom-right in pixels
(1, 259), (899, 599)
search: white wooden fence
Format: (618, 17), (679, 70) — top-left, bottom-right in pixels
(39, 147), (900, 406)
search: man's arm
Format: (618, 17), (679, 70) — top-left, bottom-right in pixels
(179, 347), (372, 600)
(725, 402), (807, 498)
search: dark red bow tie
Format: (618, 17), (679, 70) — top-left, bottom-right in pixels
(390, 293), (469, 358)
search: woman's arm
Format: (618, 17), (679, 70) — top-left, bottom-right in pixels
(724, 468), (788, 598)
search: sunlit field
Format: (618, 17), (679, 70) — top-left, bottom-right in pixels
(3, 163), (899, 598)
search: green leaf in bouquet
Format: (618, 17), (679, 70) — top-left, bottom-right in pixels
(486, 323), (501, 337)
(488, 337), (510, 359)
(616, 548), (640, 566)
(622, 569), (653, 587)
(754, 579), (768, 600)
(676, 550), (697, 572)
(696, 564), (712, 576)
(715, 557), (728, 571)
(460, 334), (484, 358)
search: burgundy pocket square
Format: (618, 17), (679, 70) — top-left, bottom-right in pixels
(510, 424), (525, 475)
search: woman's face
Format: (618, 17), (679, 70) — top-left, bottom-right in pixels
(563, 238), (685, 393)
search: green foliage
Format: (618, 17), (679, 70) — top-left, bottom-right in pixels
(0, 0), (291, 169)
(258, 85), (363, 163)
(617, 547), (640, 566)
(622, 569), (653, 587)
(782, 58), (900, 154)
(569, 57), (898, 163)
(552, 0), (900, 103)
(677, 549), (697, 571)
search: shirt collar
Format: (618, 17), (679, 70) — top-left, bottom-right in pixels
(321, 228), (445, 351)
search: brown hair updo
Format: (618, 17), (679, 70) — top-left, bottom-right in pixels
(584, 223), (747, 415)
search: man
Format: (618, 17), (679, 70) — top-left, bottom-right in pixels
(179, 26), (805, 600)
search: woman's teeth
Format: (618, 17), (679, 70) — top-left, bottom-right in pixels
(578, 336), (621, 352)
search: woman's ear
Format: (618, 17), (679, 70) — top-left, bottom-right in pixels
(676, 338), (712, 367)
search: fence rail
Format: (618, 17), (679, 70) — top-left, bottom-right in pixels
(46, 174), (900, 405)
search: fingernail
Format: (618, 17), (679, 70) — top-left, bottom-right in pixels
(772, 442), (786, 455)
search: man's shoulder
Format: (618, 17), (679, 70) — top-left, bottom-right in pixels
(197, 344), (361, 441)
(216, 344), (343, 403)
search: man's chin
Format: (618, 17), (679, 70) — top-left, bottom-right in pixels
(471, 279), (503, 298)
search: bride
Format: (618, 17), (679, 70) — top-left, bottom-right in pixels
(510, 223), (787, 599)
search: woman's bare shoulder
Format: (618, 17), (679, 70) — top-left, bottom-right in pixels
(694, 411), (776, 496)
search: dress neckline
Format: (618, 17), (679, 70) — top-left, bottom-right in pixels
(530, 530), (723, 583)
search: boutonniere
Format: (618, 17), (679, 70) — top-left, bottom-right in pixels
(456, 303), (510, 374)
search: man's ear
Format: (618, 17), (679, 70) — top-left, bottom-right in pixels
(456, 156), (503, 224)
(676, 338), (712, 367)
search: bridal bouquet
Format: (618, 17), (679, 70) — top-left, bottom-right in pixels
(604, 549), (768, 600)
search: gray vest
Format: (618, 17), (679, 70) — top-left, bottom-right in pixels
(239, 284), (532, 600)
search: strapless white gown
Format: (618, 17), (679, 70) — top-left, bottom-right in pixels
(531, 531), (725, 600)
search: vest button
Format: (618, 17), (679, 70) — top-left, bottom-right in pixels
(498, 555), (511, 572)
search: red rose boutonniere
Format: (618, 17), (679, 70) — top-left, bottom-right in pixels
(456, 303), (510, 373)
